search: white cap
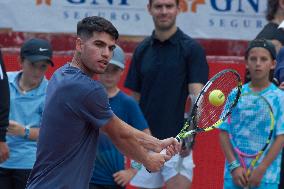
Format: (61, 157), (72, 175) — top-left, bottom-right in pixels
(278, 20), (284, 29)
(109, 45), (125, 69)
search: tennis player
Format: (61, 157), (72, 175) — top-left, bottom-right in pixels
(26, 16), (180, 189)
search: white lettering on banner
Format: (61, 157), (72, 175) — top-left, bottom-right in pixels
(209, 18), (264, 29)
(66, 0), (130, 6)
(0, 0), (267, 40)
(63, 10), (141, 22)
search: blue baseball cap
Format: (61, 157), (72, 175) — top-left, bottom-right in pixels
(20, 38), (54, 66)
(109, 45), (125, 69)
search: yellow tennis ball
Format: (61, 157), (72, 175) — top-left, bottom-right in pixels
(209, 90), (225, 106)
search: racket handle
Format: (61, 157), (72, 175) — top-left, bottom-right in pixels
(160, 149), (166, 154)
(183, 129), (196, 138)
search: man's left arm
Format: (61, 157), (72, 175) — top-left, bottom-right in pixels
(178, 83), (204, 158)
(182, 39), (209, 156)
(101, 115), (180, 172)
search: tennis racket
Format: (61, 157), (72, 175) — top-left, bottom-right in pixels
(173, 69), (242, 173)
(146, 69), (242, 173)
(228, 93), (275, 189)
(176, 69), (242, 142)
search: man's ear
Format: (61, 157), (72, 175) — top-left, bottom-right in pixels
(75, 38), (83, 53)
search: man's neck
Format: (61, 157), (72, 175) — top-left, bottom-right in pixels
(154, 26), (177, 42)
(70, 54), (93, 77)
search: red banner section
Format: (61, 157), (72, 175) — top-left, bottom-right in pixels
(3, 53), (246, 189)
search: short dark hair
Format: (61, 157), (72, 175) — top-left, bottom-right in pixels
(77, 16), (119, 40)
(266, 0), (278, 21)
(149, 0), (179, 6)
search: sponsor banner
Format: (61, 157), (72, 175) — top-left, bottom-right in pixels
(0, 0), (267, 40)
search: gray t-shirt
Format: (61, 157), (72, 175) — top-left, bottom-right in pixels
(27, 63), (113, 189)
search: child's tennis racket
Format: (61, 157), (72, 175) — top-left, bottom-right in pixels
(228, 93), (275, 189)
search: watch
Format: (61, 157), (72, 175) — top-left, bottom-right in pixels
(24, 127), (30, 139)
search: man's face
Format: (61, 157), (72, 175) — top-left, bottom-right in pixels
(148, 0), (179, 31)
(77, 32), (116, 75)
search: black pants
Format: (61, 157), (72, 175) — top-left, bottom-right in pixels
(89, 183), (125, 189)
(0, 167), (31, 189)
(279, 149), (284, 189)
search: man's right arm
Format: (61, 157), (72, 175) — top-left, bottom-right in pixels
(0, 51), (10, 162)
(101, 115), (180, 172)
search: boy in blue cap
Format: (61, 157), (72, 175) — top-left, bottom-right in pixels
(90, 45), (150, 189)
(0, 38), (53, 189)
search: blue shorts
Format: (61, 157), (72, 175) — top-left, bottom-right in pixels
(224, 179), (278, 189)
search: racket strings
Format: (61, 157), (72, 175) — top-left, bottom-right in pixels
(195, 72), (240, 129)
(230, 94), (273, 155)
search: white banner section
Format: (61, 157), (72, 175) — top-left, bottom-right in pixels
(0, 0), (267, 40)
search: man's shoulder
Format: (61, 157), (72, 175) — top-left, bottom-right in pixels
(134, 36), (152, 53)
(53, 63), (103, 88)
(50, 64), (105, 97)
(176, 30), (205, 58)
(178, 30), (202, 48)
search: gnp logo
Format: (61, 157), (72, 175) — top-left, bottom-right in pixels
(36, 0), (52, 6)
(179, 0), (205, 13)
(180, 0), (259, 14)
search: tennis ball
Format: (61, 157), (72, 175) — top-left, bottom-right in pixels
(209, 90), (225, 106)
